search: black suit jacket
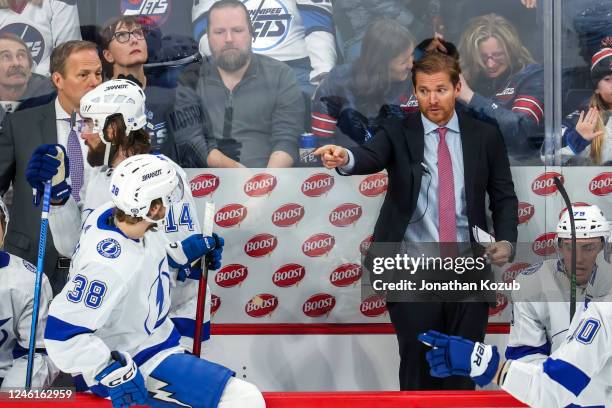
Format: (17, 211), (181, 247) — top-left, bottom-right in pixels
(348, 111), (518, 245)
(0, 101), (63, 293)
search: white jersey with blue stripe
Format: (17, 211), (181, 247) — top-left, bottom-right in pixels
(503, 294), (612, 407)
(0, 251), (57, 389)
(507, 259), (608, 406)
(193, 0), (336, 80)
(44, 202), (185, 387)
(48, 154), (211, 350)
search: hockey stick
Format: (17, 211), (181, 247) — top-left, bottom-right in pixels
(25, 181), (51, 389)
(554, 177), (577, 321)
(193, 201), (215, 357)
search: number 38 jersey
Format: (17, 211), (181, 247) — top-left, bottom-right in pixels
(44, 202), (184, 388)
(48, 154), (211, 350)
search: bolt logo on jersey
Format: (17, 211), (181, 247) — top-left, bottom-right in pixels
(121, 0), (171, 26)
(96, 238), (122, 259)
(144, 260), (171, 335)
(244, 0), (293, 51)
(0, 23), (44, 66)
(0, 317), (10, 349)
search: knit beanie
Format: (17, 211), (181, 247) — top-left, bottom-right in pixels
(591, 47), (612, 85)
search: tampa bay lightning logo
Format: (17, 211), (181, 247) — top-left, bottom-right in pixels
(96, 238), (122, 259)
(244, 0), (292, 52)
(121, 0), (171, 26)
(0, 23), (45, 66)
(0, 317), (11, 349)
(144, 259), (170, 334)
(22, 259), (37, 273)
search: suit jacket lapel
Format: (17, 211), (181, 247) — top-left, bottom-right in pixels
(403, 113), (425, 213)
(39, 101), (58, 145)
(458, 112), (478, 215)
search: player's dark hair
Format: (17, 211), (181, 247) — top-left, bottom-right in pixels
(206, 0), (254, 36)
(114, 198), (162, 224)
(412, 51), (461, 87)
(99, 15), (144, 79)
(104, 114), (151, 159)
(350, 19), (415, 106)
(0, 32), (33, 68)
(50, 40), (98, 76)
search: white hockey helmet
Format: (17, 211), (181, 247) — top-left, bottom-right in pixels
(557, 204), (610, 241)
(79, 79), (147, 165)
(109, 154), (183, 225)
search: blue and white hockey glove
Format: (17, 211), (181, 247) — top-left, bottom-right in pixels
(25, 144), (71, 205)
(418, 330), (500, 386)
(168, 233), (224, 270)
(95, 351), (147, 408)
(206, 233), (224, 271)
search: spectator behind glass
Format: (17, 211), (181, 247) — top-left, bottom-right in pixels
(193, 0), (336, 95)
(311, 19), (416, 147)
(561, 47), (612, 165)
(99, 15), (175, 152)
(333, 0), (428, 64)
(0, 32), (54, 126)
(0, 0), (81, 76)
(77, 0), (199, 88)
(458, 13), (545, 165)
(167, 0), (304, 168)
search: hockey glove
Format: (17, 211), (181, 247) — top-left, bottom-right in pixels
(206, 233), (224, 271)
(418, 330), (500, 386)
(167, 233), (221, 269)
(95, 351), (147, 408)
(26, 144), (71, 205)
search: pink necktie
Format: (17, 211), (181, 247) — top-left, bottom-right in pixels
(437, 127), (456, 243)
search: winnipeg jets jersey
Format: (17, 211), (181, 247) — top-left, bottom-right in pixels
(0, 251), (57, 389)
(507, 259), (608, 406)
(48, 154), (211, 350)
(44, 203), (185, 388)
(503, 295), (612, 407)
(0, 0), (81, 76)
(193, 0), (336, 80)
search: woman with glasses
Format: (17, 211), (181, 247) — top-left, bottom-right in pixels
(99, 15), (174, 153)
(457, 13), (544, 165)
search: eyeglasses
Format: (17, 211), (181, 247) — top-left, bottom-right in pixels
(480, 52), (506, 64)
(112, 29), (145, 44)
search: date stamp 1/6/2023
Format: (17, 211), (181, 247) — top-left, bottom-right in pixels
(0, 388), (75, 402)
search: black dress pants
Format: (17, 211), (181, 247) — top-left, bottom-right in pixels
(386, 301), (490, 390)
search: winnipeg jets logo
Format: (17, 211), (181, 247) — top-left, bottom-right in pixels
(121, 0), (170, 26)
(245, 0), (293, 51)
(0, 23), (45, 65)
(96, 238), (122, 259)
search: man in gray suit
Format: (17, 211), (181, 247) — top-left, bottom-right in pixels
(0, 40), (102, 294)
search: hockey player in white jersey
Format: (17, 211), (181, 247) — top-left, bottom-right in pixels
(0, 196), (58, 389)
(418, 206), (612, 407)
(193, 0), (336, 91)
(26, 78), (212, 350)
(506, 205), (611, 405)
(44, 154), (265, 408)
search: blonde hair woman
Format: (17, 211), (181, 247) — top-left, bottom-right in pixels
(456, 13), (544, 165)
